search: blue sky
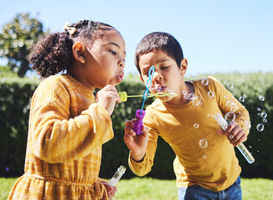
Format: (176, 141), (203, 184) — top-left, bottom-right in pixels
(1, 0), (273, 77)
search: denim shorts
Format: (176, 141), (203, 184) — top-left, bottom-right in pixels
(178, 176), (242, 200)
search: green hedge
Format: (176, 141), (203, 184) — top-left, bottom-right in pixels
(0, 72), (272, 179)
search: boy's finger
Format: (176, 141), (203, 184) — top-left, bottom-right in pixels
(217, 129), (226, 136)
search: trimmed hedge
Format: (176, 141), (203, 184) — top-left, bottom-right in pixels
(0, 72), (272, 179)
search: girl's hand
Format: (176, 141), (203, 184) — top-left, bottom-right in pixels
(217, 121), (247, 146)
(96, 85), (121, 116)
(101, 182), (117, 200)
(124, 119), (149, 161)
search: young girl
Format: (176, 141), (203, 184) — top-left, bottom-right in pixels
(8, 20), (126, 200)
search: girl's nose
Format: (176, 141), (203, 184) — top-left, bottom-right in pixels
(118, 58), (125, 68)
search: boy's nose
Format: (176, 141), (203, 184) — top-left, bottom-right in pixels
(152, 71), (163, 82)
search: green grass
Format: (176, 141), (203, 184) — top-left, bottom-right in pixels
(1, 177), (272, 200)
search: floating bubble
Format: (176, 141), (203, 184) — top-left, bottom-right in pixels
(225, 112), (236, 122)
(199, 139), (208, 148)
(257, 108), (261, 112)
(194, 123), (199, 129)
(203, 155), (207, 159)
(263, 118), (267, 123)
(256, 123), (264, 132)
(201, 78), (209, 86)
(207, 91), (215, 98)
(239, 96), (245, 102)
(187, 92), (195, 100)
(192, 96), (202, 106)
(261, 112), (267, 119)
(182, 90), (188, 99)
(226, 82), (234, 90)
(259, 95), (265, 101)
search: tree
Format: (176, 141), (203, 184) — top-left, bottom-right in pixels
(0, 13), (49, 77)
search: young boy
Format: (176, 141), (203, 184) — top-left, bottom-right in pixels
(124, 32), (251, 199)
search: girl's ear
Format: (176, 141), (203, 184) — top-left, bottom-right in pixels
(72, 42), (86, 64)
(179, 58), (188, 76)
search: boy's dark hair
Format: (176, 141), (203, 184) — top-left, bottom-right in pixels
(29, 20), (116, 78)
(135, 32), (184, 75)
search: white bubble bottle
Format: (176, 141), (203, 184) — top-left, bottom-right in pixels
(214, 113), (255, 164)
(108, 165), (126, 186)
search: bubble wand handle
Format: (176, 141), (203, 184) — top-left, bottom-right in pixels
(214, 113), (255, 164)
(108, 165), (126, 187)
(133, 66), (155, 135)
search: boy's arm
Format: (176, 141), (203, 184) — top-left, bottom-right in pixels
(210, 76), (251, 145)
(128, 127), (159, 176)
(125, 106), (159, 177)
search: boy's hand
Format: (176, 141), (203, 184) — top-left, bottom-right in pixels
(96, 85), (121, 116)
(124, 119), (149, 161)
(217, 121), (247, 146)
(101, 182), (117, 200)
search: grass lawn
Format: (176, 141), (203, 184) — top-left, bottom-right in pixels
(1, 177), (272, 200)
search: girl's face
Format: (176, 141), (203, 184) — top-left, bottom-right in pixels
(84, 30), (126, 89)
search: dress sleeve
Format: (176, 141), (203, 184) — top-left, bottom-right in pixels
(209, 76), (251, 135)
(128, 106), (159, 176)
(28, 80), (113, 163)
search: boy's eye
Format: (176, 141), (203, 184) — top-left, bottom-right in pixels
(109, 50), (117, 55)
(161, 66), (168, 70)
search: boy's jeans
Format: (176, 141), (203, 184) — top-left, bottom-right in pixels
(178, 176), (242, 200)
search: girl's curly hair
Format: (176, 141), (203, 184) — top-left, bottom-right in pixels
(29, 20), (116, 78)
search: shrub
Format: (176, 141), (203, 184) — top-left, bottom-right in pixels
(0, 72), (272, 179)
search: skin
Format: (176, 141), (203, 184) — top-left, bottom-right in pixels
(124, 49), (247, 162)
(70, 29), (126, 199)
(70, 29), (126, 116)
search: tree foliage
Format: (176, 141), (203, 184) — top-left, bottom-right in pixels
(0, 13), (48, 77)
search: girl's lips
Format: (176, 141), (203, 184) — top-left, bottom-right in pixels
(117, 74), (124, 83)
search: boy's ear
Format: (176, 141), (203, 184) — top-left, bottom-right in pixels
(72, 42), (86, 64)
(179, 58), (188, 75)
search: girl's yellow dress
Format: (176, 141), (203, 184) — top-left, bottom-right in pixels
(8, 75), (114, 199)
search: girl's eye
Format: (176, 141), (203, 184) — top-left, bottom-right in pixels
(109, 50), (117, 55)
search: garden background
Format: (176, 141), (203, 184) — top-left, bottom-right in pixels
(1, 1), (273, 198)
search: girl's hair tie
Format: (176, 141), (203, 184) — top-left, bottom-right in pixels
(63, 22), (77, 36)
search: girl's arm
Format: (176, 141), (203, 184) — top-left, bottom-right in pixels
(29, 101), (113, 163)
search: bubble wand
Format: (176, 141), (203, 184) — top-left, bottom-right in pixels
(214, 113), (255, 164)
(119, 91), (177, 102)
(133, 66), (155, 135)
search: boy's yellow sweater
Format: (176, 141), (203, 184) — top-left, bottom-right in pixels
(129, 76), (250, 192)
(8, 75), (113, 199)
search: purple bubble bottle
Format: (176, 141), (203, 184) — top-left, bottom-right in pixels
(133, 109), (146, 135)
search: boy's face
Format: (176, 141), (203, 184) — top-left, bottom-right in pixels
(138, 49), (188, 103)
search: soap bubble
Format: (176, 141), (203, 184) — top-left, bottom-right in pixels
(239, 96), (246, 102)
(257, 108), (261, 112)
(187, 92), (195, 100)
(199, 139), (208, 148)
(192, 96), (202, 106)
(201, 78), (209, 86)
(226, 82), (234, 90)
(256, 123), (264, 132)
(225, 112), (236, 122)
(203, 155), (207, 159)
(194, 123), (199, 129)
(260, 112), (267, 119)
(207, 91), (215, 98)
(259, 95), (265, 101)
